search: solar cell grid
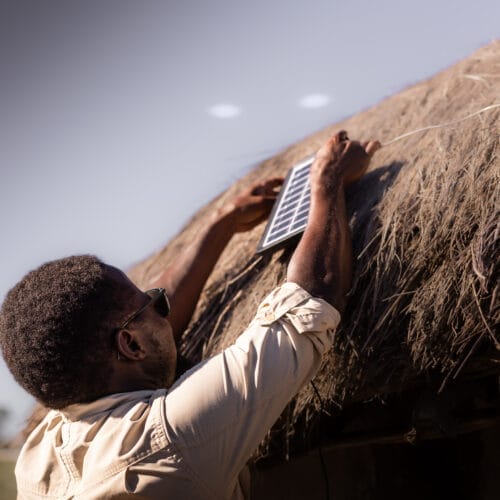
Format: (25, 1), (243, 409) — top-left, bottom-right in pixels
(256, 156), (314, 253)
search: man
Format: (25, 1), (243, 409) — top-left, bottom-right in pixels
(0, 131), (379, 499)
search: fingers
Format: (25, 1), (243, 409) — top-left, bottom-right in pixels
(328, 130), (349, 146)
(316, 130), (349, 160)
(330, 131), (380, 153)
(263, 177), (284, 190)
(261, 196), (277, 212)
(364, 140), (381, 157)
(251, 177), (284, 196)
(328, 131), (381, 154)
(337, 130), (349, 142)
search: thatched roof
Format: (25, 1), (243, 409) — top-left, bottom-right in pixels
(13, 42), (499, 457)
(129, 42), (499, 456)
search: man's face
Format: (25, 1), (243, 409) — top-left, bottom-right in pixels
(106, 266), (177, 388)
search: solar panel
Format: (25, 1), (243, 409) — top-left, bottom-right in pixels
(256, 156), (314, 253)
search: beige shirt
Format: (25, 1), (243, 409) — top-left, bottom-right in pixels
(16, 282), (340, 499)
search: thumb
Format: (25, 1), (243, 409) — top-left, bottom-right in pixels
(364, 140), (382, 157)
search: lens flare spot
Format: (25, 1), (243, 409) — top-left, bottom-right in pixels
(208, 104), (241, 118)
(298, 94), (331, 109)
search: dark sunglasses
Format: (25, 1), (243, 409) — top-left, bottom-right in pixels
(118, 288), (170, 330)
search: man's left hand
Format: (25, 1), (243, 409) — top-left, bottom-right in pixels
(226, 178), (283, 233)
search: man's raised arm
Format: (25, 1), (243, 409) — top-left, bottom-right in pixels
(287, 131), (380, 313)
(150, 177), (283, 341)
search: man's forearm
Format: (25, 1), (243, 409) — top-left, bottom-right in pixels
(286, 132), (378, 313)
(151, 210), (235, 341)
(149, 178), (281, 343)
(287, 182), (352, 313)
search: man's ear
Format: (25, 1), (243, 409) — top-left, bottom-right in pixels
(116, 329), (147, 361)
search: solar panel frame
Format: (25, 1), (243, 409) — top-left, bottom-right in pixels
(256, 156), (314, 254)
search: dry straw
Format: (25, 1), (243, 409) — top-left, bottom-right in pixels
(128, 42), (499, 457)
(381, 103), (500, 146)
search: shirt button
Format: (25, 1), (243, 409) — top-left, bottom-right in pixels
(264, 311), (274, 323)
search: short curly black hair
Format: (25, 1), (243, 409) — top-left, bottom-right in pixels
(0, 255), (127, 409)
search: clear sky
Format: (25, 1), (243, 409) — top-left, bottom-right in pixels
(0, 0), (498, 441)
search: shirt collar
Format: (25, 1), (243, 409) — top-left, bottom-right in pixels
(60, 390), (157, 421)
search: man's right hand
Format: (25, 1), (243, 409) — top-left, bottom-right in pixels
(311, 130), (380, 194)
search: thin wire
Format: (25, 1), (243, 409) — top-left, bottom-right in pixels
(317, 443), (330, 500)
(381, 103), (500, 147)
(311, 380), (331, 500)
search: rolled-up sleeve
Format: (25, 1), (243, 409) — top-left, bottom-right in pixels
(162, 282), (340, 498)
